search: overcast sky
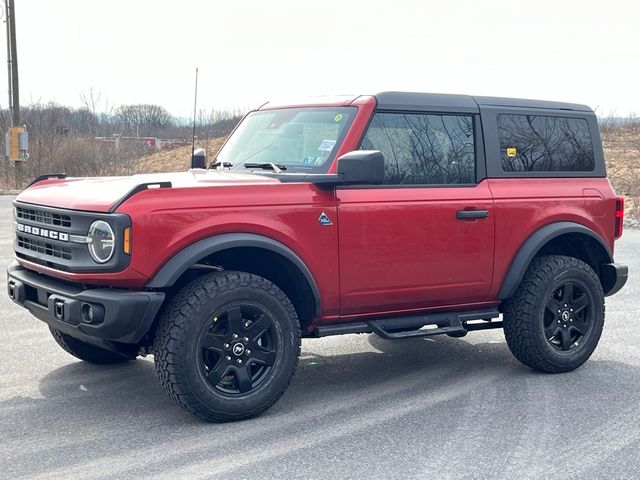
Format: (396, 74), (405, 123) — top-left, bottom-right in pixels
(3, 0), (639, 117)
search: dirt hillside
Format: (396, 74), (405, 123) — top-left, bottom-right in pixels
(135, 137), (227, 173)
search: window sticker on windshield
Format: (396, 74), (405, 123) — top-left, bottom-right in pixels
(314, 156), (324, 165)
(318, 139), (336, 152)
(334, 114), (343, 122)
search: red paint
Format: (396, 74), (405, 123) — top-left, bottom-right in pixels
(336, 181), (495, 316)
(486, 178), (617, 299)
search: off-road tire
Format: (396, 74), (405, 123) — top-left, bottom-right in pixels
(49, 327), (135, 364)
(153, 271), (301, 422)
(503, 255), (604, 373)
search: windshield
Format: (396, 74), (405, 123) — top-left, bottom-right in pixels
(218, 107), (357, 173)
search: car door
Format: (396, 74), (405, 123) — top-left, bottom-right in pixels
(336, 110), (495, 316)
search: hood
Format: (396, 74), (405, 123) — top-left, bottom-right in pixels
(15, 170), (280, 213)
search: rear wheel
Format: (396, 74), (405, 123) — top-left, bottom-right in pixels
(153, 271), (301, 422)
(49, 327), (135, 364)
(503, 255), (604, 373)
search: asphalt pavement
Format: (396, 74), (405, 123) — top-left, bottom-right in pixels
(1, 194), (639, 479)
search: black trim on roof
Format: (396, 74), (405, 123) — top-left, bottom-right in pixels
(473, 95), (591, 112)
(374, 91), (478, 113)
(373, 91), (592, 113)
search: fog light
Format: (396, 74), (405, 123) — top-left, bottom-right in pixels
(80, 303), (104, 324)
(81, 303), (94, 323)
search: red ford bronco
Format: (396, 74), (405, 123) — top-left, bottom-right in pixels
(7, 92), (628, 422)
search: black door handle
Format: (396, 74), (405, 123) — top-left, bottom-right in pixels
(456, 210), (489, 220)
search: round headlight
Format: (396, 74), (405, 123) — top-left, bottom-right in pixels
(88, 220), (115, 263)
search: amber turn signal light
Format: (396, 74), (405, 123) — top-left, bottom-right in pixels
(123, 227), (132, 254)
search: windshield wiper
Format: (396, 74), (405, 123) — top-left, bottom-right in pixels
(244, 163), (287, 173)
(209, 161), (233, 169)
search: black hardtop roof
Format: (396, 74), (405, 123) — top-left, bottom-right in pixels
(374, 91), (592, 113)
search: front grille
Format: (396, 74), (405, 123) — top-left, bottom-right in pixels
(15, 206), (72, 228)
(13, 201), (129, 273)
(17, 234), (72, 260)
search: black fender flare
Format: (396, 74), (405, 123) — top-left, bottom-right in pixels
(497, 222), (613, 300)
(146, 233), (321, 315)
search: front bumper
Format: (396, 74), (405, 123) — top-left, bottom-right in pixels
(602, 262), (628, 297)
(7, 261), (164, 347)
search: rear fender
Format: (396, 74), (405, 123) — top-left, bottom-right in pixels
(498, 222), (613, 300)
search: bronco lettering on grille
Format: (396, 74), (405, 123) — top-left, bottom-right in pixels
(16, 223), (69, 242)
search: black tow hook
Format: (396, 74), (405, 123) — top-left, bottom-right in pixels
(54, 300), (65, 320)
(7, 280), (25, 304)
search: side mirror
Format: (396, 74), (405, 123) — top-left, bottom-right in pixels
(191, 148), (207, 169)
(336, 150), (384, 185)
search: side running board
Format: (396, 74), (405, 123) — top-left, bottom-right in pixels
(314, 308), (501, 339)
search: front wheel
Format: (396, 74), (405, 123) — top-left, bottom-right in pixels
(49, 327), (136, 364)
(503, 255), (604, 373)
(153, 271), (301, 422)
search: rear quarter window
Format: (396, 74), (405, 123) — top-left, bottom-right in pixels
(498, 114), (595, 172)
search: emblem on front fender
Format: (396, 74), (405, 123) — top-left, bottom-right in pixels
(318, 212), (333, 226)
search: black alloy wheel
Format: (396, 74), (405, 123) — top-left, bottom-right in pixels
(543, 280), (593, 352)
(199, 304), (278, 395)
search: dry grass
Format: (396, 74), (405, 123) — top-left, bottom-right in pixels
(602, 129), (640, 220)
(135, 137), (227, 173)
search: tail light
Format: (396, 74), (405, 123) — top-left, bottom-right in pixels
(615, 196), (624, 239)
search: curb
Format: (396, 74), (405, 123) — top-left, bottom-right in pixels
(0, 190), (21, 195)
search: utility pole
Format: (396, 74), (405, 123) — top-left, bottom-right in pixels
(4, 1), (12, 122)
(5, 0), (25, 189)
(5, 0), (18, 126)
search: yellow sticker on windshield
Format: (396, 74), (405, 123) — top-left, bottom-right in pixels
(506, 147), (517, 157)
(334, 114), (343, 122)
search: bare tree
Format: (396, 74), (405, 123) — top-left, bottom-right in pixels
(116, 104), (174, 137)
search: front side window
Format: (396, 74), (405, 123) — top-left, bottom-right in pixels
(360, 112), (475, 185)
(498, 114), (595, 172)
(222, 107), (356, 173)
